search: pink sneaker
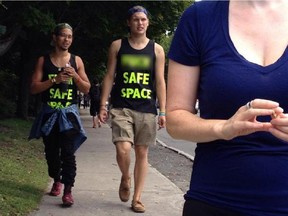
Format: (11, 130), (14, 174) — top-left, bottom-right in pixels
(49, 182), (62, 196)
(62, 192), (74, 206)
(62, 186), (74, 207)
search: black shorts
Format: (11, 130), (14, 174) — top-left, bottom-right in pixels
(90, 99), (100, 116)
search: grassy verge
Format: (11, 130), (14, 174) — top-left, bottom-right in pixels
(0, 118), (49, 216)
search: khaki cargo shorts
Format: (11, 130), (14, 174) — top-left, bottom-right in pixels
(109, 108), (157, 146)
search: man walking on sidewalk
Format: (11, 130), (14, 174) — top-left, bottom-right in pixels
(99, 5), (166, 213)
(29, 23), (90, 207)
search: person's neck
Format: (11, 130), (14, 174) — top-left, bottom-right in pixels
(231, 0), (288, 9)
(53, 48), (69, 58)
(51, 49), (70, 68)
(128, 34), (148, 45)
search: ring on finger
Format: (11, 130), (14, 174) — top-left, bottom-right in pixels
(246, 101), (253, 109)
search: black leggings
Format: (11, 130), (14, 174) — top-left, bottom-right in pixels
(183, 199), (243, 216)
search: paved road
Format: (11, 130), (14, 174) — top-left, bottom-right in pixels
(147, 128), (197, 193)
(156, 128), (196, 161)
(29, 110), (184, 216)
(79, 108), (196, 193)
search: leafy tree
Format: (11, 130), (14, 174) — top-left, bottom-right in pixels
(0, 1), (193, 119)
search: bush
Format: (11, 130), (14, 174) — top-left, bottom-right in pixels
(0, 69), (18, 119)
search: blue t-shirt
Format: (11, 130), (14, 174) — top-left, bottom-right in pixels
(168, 1), (288, 215)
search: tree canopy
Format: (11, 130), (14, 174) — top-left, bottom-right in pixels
(0, 1), (192, 119)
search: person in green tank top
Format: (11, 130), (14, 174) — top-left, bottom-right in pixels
(99, 6), (166, 213)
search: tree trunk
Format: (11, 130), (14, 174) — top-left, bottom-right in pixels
(15, 47), (35, 119)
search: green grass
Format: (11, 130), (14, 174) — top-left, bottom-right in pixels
(0, 119), (49, 216)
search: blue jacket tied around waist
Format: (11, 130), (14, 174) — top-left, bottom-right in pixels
(29, 104), (87, 152)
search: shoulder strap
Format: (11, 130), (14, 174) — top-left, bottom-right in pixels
(43, 54), (49, 64)
(69, 54), (77, 71)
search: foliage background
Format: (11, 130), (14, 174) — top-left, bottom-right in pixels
(0, 1), (192, 119)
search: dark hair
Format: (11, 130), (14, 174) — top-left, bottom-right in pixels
(127, 5), (148, 20)
(53, 23), (73, 36)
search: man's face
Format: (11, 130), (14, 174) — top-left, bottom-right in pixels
(127, 12), (149, 35)
(54, 28), (73, 51)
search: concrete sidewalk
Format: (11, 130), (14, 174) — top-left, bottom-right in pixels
(29, 109), (184, 216)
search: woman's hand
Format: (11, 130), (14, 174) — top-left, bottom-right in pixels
(218, 99), (284, 140)
(269, 113), (288, 142)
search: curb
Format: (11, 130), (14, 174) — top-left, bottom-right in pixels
(156, 138), (195, 162)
